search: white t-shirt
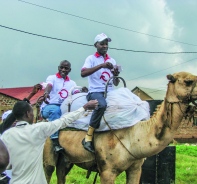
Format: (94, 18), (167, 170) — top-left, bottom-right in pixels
(82, 53), (116, 93)
(41, 74), (77, 109)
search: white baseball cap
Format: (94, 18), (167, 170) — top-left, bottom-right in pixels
(2, 110), (12, 121)
(94, 33), (111, 44)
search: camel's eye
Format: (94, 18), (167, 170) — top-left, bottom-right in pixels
(185, 80), (193, 86)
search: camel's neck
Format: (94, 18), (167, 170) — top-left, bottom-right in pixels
(154, 83), (189, 138)
(131, 84), (189, 158)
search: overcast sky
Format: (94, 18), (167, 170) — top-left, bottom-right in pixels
(0, 0), (197, 92)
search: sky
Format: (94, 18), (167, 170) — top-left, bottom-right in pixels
(0, 0), (197, 92)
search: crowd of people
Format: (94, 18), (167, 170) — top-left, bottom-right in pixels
(0, 33), (120, 184)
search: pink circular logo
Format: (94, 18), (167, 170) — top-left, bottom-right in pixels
(58, 89), (68, 98)
(100, 71), (110, 82)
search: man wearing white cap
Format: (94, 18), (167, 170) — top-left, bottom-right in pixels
(81, 33), (120, 153)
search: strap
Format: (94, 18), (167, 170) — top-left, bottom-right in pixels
(103, 115), (139, 159)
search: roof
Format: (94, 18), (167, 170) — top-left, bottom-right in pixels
(0, 87), (44, 105)
(132, 86), (166, 100)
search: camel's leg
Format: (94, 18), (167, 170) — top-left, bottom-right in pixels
(56, 153), (74, 184)
(125, 159), (144, 184)
(43, 138), (58, 184)
(100, 170), (117, 184)
(44, 165), (55, 183)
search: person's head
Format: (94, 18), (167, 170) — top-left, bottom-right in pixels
(12, 101), (34, 124)
(81, 86), (88, 93)
(94, 33), (111, 56)
(58, 60), (71, 79)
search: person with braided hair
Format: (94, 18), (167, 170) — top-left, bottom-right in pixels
(1, 99), (97, 184)
(0, 84), (42, 183)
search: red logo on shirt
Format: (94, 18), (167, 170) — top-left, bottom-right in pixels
(58, 89), (68, 98)
(100, 72), (110, 82)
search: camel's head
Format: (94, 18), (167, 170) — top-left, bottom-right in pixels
(167, 72), (197, 104)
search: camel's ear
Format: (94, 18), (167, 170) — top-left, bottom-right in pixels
(167, 74), (176, 83)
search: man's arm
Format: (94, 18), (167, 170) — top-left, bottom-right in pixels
(39, 100), (98, 138)
(24, 84), (42, 103)
(81, 62), (113, 77)
(59, 100), (98, 128)
(43, 84), (52, 104)
(0, 139), (9, 173)
(81, 65), (102, 77)
(113, 77), (120, 86)
(112, 68), (120, 86)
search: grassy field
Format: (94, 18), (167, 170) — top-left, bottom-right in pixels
(50, 144), (197, 184)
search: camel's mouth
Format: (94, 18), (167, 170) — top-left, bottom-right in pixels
(191, 99), (197, 106)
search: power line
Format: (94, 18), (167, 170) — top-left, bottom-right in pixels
(18, 0), (197, 47)
(0, 24), (92, 46)
(127, 57), (197, 81)
(109, 47), (197, 54)
(1, 24), (197, 54)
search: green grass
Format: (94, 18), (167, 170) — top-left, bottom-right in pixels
(175, 144), (197, 184)
(51, 145), (197, 184)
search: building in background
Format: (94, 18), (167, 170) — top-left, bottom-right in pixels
(0, 87), (44, 122)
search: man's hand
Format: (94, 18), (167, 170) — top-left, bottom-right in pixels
(32, 84), (42, 94)
(37, 96), (44, 105)
(111, 68), (120, 76)
(25, 84), (43, 102)
(43, 84), (52, 104)
(43, 93), (50, 104)
(83, 100), (98, 111)
(102, 62), (113, 69)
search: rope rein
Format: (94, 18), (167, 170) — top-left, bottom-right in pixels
(165, 79), (197, 125)
(103, 115), (139, 159)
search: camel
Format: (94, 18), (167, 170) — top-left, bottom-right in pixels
(43, 71), (197, 184)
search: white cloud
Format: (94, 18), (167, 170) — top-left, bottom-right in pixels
(0, 0), (196, 89)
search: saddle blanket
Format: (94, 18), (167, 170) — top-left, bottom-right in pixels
(60, 87), (150, 132)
